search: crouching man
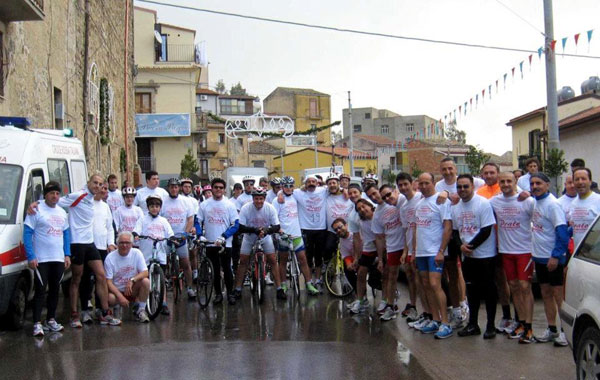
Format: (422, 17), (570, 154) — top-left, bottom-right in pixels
(104, 231), (150, 323)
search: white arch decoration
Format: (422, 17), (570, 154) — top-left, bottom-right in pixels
(224, 112), (294, 138)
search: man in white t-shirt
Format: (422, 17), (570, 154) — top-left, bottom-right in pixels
(235, 177), (255, 211)
(530, 172), (569, 346)
(197, 178), (239, 305)
(24, 181), (71, 336)
(435, 157), (484, 201)
(104, 232), (150, 323)
(114, 187), (144, 233)
(414, 172), (453, 339)
(570, 168), (600, 247)
(331, 218), (358, 292)
(134, 170), (169, 214)
(232, 187), (283, 300)
(106, 174), (124, 213)
(451, 174), (498, 340)
(516, 157), (540, 192)
(491, 171), (536, 343)
(266, 177), (281, 204)
(162, 178), (196, 299)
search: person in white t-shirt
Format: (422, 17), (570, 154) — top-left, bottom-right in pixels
(414, 172), (453, 339)
(451, 174), (498, 340)
(516, 157), (540, 192)
(134, 170), (169, 214)
(491, 171), (536, 343)
(114, 187), (144, 233)
(232, 187), (283, 300)
(104, 232), (150, 323)
(162, 178), (196, 299)
(106, 174), (124, 213)
(235, 176), (255, 211)
(266, 177), (281, 204)
(180, 178), (200, 282)
(197, 178), (239, 305)
(570, 168), (600, 247)
(558, 174), (577, 217)
(331, 218), (358, 292)
(435, 157), (484, 202)
(530, 172), (569, 346)
(24, 181), (71, 337)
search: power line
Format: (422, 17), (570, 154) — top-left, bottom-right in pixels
(136, 0), (600, 59)
(494, 0), (545, 37)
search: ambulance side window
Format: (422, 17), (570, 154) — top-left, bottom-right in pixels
(70, 160), (87, 191)
(48, 159), (71, 195)
(23, 169), (45, 220)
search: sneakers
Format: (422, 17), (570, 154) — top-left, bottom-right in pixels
(187, 287), (197, 299)
(265, 274), (274, 286)
(412, 317), (431, 331)
(519, 329), (535, 344)
(505, 320), (520, 335)
(81, 310), (93, 324)
(421, 320), (440, 334)
(99, 310), (122, 326)
(377, 300), (388, 315)
(434, 323), (453, 339)
(70, 313), (82, 328)
(496, 318), (512, 334)
(408, 314), (426, 328)
(483, 327), (497, 340)
(509, 325), (525, 340)
(535, 328), (559, 343)
(33, 322), (44, 337)
(405, 308), (419, 322)
(192, 269), (198, 283)
(136, 309), (150, 323)
(243, 275), (251, 287)
(347, 299), (361, 310)
(449, 311), (464, 329)
(281, 283), (288, 293)
(553, 332), (568, 347)
(350, 299), (369, 314)
(43, 319), (64, 332)
(460, 303), (470, 322)
(380, 306), (397, 321)
(161, 303), (170, 315)
(314, 280), (325, 294)
(306, 282), (319, 296)
(276, 288), (287, 300)
(401, 304), (416, 318)
(458, 324), (481, 337)
(232, 288), (242, 299)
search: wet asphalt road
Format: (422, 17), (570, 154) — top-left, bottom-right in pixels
(0, 282), (575, 380)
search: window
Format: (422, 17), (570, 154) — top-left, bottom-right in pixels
(286, 136), (316, 146)
(200, 159), (208, 176)
(48, 159), (71, 194)
(381, 125), (389, 134)
(0, 164), (24, 224)
(406, 123), (414, 132)
(253, 160), (265, 168)
(576, 218), (600, 264)
(135, 93), (151, 113)
(0, 32), (3, 97)
(71, 160), (87, 191)
(309, 98), (319, 118)
(528, 129), (542, 158)
(365, 112), (371, 119)
(354, 169), (364, 177)
(159, 34), (167, 61)
(219, 133), (225, 144)
(353, 125), (362, 133)
(220, 99), (247, 115)
(22, 169), (44, 220)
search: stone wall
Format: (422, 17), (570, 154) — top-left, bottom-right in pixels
(0, 0), (137, 184)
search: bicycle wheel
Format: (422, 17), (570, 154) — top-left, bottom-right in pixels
(146, 263), (165, 320)
(325, 257), (353, 297)
(172, 255), (181, 304)
(257, 255), (266, 304)
(196, 258), (214, 307)
(290, 254), (300, 298)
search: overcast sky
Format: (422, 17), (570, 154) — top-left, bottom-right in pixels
(135, 0), (600, 155)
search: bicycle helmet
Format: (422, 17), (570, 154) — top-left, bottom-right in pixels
(251, 187), (267, 197)
(194, 185), (202, 196)
(242, 175), (255, 183)
(202, 185), (212, 193)
(146, 194), (163, 207)
(326, 174), (340, 184)
(121, 187), (137, 196)
(362, 173), (379, 185)
(281, 176), (295, 186)
(270, 177), (282, 186)
(180, 178), (193, 186)
(167, 178), (181, 186)
(339, 173), (351, 181)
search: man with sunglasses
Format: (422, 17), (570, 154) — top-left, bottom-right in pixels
(266, 178), (282, 204)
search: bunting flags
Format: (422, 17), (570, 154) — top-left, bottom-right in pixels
(519, 61), (524, 79)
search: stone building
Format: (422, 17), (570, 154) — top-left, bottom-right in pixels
(0, 0), (137, 183)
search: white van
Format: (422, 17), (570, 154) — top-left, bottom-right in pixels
(0, 120), (87, 329)
(223, 167), (268, 197)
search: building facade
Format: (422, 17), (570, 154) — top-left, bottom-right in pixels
(0, 0), (137, 182)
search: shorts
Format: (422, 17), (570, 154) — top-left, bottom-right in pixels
(535, 262), (564, 286)
(387, 250), (403, 266)
(71, 243), (102, 265)
(240, 234), (275, 255)
(278, 236), (305, 254)
(343, 256), (355, 267)
(416, 256), (444, 274)
(358, 251), (377, 267)
(175, 241), (189, 259)
(501, 253), (533, 282)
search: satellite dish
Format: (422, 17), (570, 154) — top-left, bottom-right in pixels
(154, 30), (162, 44)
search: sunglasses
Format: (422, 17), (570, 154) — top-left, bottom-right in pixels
(381, 192), (392, 200)
(212, 185), (224, 190)
(333, 225), (343, 231)
(456, 185), (470, 190)
(283, 184), (294, 188)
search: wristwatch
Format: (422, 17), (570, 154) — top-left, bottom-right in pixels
(130, 277), (136, 283)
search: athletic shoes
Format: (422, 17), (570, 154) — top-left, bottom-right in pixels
(377, 300), (388, 315)
(314, 280), (325, 294)
(434, 323), (453, 339)
(449, 309), (464, 329)
(505, 320), (520, 335)
(496, 318), (512, 334)
(232, 288), (242, 299)
(70, 314), (82, 328)
(350, 299), (369, 314)
(161, 303), (171, 315)
(483, 327), (497, 340)
(43, 319), (64, 332)
(380, 306), (397, 321)
(460, 303), (470, 323)
(405, 308), (420, 323)
(519, 329), (535, 344)
(306, 282), (319, 296)
(33, 322), (44, 337)
(421, 320), (440, 334)
(458, 324), (481, 337)
(281, 283), (288, 293)
(187, 287), (197, 299)
(509, 325), (525, 339)
(535, 328), (560, 343)
(265, 275), (274, 286)
(401, 304), (415, 318)
(554, 332), (568, 347)
(81, 310), (93, 324)
(408, 314), (426, 328)
(136, 310), (150, 323)
(99, 310), (122, 326)
(347, 299), (361, 310)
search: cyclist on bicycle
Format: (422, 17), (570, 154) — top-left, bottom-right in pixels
(197, 177), (239, 305)
(272, 176), (319, 296)
(113, 187), (144, 233)
(133, 195), (174, 314)
(232, 187), (283, 300)
(161, 178), (197, 299)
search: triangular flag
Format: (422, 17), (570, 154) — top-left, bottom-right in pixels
(538, 47), (543, 59)
(528, 54), (533, 70)
(575, 33), (581, 45)
(488, 85), (492, 99)
(470, 98), (473, 110)
(464, 102), (467, 115)
(503, 74), (507, 89)
(495, 79), (499, 93)
(587, 29), (594, 43)
(550, 40), (557, 52)
(482, 89), (485, 103)
(475, 94), (479, 108)
(561, 37), (568, 53)
(519, 61), (524, 79)
(511, 67), (515, 78)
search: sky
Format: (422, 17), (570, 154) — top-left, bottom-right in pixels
(134, 0), (600, 155)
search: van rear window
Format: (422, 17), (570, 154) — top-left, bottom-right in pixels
(48, 159), (71, 194)
(0, 164), (23, 224)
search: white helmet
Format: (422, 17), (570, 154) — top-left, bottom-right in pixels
(242, 175), (255, 183)
(326, 174), (340, 184)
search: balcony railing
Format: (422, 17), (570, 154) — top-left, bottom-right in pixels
(1, 0), (44, 22)
(138, 157), (156, 172)
(197, 141), (220, 154)
(157, 44), (197, 63)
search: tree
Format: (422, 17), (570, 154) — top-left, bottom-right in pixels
(385, 170), (397, 185)
(229, 82), (248, 96)
(465, 145), (491, 175)
(215, 79), (227, 94)
(180, 148), (199, 179)
(545, 148), (569, 194)
(366, 162), (377, 175)
(411, 159), (423, 178)
(444, 119), (467, 144)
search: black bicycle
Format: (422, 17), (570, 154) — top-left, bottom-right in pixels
(194, 236), (221, 307)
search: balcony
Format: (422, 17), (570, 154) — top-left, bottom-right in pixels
(157, 44), (197, 63)
(0, 0), (44, 22)
(138, 157), (156, 173)
(197, 141), (220, 155)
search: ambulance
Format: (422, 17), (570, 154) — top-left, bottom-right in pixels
(0, 117), (87, 329)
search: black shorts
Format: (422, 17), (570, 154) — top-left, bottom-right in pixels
(358, 252), (377, 267)
(445, 235), (461, 262)
(535, 262), (564, 286)
(71, 243), (102, 266)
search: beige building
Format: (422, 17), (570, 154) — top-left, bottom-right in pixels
(0, 0), (137, 182)
(134, 6), (207, 182)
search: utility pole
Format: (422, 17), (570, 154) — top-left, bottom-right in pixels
(543, 0), (560, 193)
(348, 91), (355, 176)
(313, 125), (318, 168)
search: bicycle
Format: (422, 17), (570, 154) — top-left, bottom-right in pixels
(248, 238), (267, 304)
(280, 234), (301, 298)
(325, 246), (354, 297)
(194, 236), (220, 308)
(167, 233), (188, 304)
